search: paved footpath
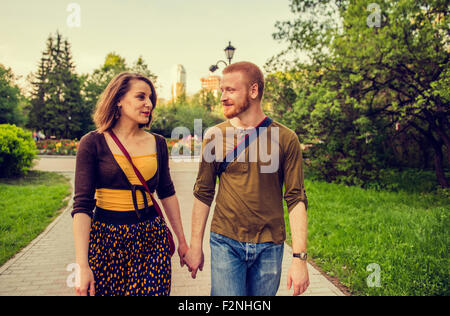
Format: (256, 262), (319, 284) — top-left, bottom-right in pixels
(0, 156), (345, 296)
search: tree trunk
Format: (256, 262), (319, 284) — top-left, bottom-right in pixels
(410, 121), (449, 188)
(433, 143), (449, 188)
(434, 124), (450, 167)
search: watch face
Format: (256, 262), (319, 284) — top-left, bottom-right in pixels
(294, 253), (307, 260)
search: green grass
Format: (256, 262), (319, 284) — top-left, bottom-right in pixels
(284, 169), (450, 296)
(0, 171), (72, 266)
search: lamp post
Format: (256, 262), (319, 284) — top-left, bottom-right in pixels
(209, 41), (236, 73)
(224, 41), (236, 64)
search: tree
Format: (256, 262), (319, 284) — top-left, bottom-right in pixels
(28, 31), (84, 139)
(190, 89), (221, 112)
(269, 0), (450, 187)
(28, 51), (50, 131)
(0, 64), (26, 126)
(131, 56), (158, 83)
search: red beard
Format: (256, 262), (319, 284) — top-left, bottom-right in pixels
(223, 95), (251, 119)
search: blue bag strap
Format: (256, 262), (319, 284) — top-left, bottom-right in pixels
(217, 116), (273, 177)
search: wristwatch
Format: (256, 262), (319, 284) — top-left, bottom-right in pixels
(293, 252), (308, 261)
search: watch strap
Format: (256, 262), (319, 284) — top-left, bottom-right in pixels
(293, 252), (308, 260)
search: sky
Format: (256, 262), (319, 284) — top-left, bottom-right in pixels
(0, 0), (295, 99)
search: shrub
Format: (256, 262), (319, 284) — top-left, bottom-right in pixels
(0, 124), (37, 177)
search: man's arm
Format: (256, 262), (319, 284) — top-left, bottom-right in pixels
(186, 128), (220, 278)
(184, 197), (211, 279)
(287, 201), (310, 296)
(283, 132), (309, 295)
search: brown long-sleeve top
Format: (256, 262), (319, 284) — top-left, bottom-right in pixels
(71, 131), (176, 218)
(193, 120), (308, 244)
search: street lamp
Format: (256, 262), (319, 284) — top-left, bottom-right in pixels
(209, 41), (236, 73)
(224, 41), (236, 64)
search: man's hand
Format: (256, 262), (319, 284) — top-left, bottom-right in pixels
(183, 246), (204, 279)
(287, 260), (310, 296)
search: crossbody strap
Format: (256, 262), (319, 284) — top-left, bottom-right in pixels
(108, 130), (165, 220)
(217, 116), (273, 177)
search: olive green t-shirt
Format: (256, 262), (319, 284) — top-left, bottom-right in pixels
(193, 119), (307, 244)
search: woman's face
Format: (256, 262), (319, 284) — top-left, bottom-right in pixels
(118, 79), (153, 125)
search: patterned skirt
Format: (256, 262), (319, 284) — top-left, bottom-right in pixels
(88, 207), (171, 296)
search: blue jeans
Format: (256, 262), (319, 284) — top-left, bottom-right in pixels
(210, 232), (284, 296)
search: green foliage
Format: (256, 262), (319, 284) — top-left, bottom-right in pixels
(268, 0), (450, 188)
(0, 64), (26, 126)
(28, 31), (84, 139)
(0, 124), (36, 178)
(152, 91), (223, 138)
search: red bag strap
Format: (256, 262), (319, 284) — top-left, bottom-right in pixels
(108, 130), (165, 221)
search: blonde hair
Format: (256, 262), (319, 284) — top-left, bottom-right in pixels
(93, 72), (157, 133)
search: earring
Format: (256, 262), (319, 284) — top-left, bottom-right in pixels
(115, 105), (122, 119)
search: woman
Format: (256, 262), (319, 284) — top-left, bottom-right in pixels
(72, 72), (188, 296)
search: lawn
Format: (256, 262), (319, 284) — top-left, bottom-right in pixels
(0, 171), (72, 266)
(284, 168), (450, 296)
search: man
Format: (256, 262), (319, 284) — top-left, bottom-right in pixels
(184, 62), (309, 296)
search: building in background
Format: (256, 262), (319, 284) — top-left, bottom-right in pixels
(171, 64), (186, 101)
(200, 75), (221, 97)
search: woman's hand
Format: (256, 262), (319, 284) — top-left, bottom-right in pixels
(75, 266), (96, 296)
(183, 246), (204, 279)
(178, 242), (189, 268)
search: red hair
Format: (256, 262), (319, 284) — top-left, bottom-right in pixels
(223, 61), (265, 100)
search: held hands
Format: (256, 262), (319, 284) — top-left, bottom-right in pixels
(177, 242), (204, 279)
(182, 246), (204, 279)
(179, 244), (311, 295)
(178, 242), (189, 268)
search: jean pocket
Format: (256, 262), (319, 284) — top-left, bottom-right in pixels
(258, 242), (284, 263)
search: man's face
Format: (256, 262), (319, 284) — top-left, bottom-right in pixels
(220, 72), (251, 119)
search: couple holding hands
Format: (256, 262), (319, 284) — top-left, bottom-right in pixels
(72, 62), (309, 296)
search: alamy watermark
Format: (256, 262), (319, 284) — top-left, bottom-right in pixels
(366, 263), (381, 288)
(170, 119), (280, 174)
(367, 3), (382, 28)
(67, 3), (81, 28)
(66, 263), (80, 288)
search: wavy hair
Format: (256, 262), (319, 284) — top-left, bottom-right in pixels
(93, 72), (157, 133)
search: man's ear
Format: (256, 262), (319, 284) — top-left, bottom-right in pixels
(249, 83), (259, 100)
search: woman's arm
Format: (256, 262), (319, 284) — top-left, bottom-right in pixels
(72, 133), (97, 296)
(73, 213), (95, 296)
(160, 194), (189, 265)
(155, 135), (188, 263)
(73, 213), (91, 269)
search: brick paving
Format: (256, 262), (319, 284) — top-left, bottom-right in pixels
(0, 156), (345, 296)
